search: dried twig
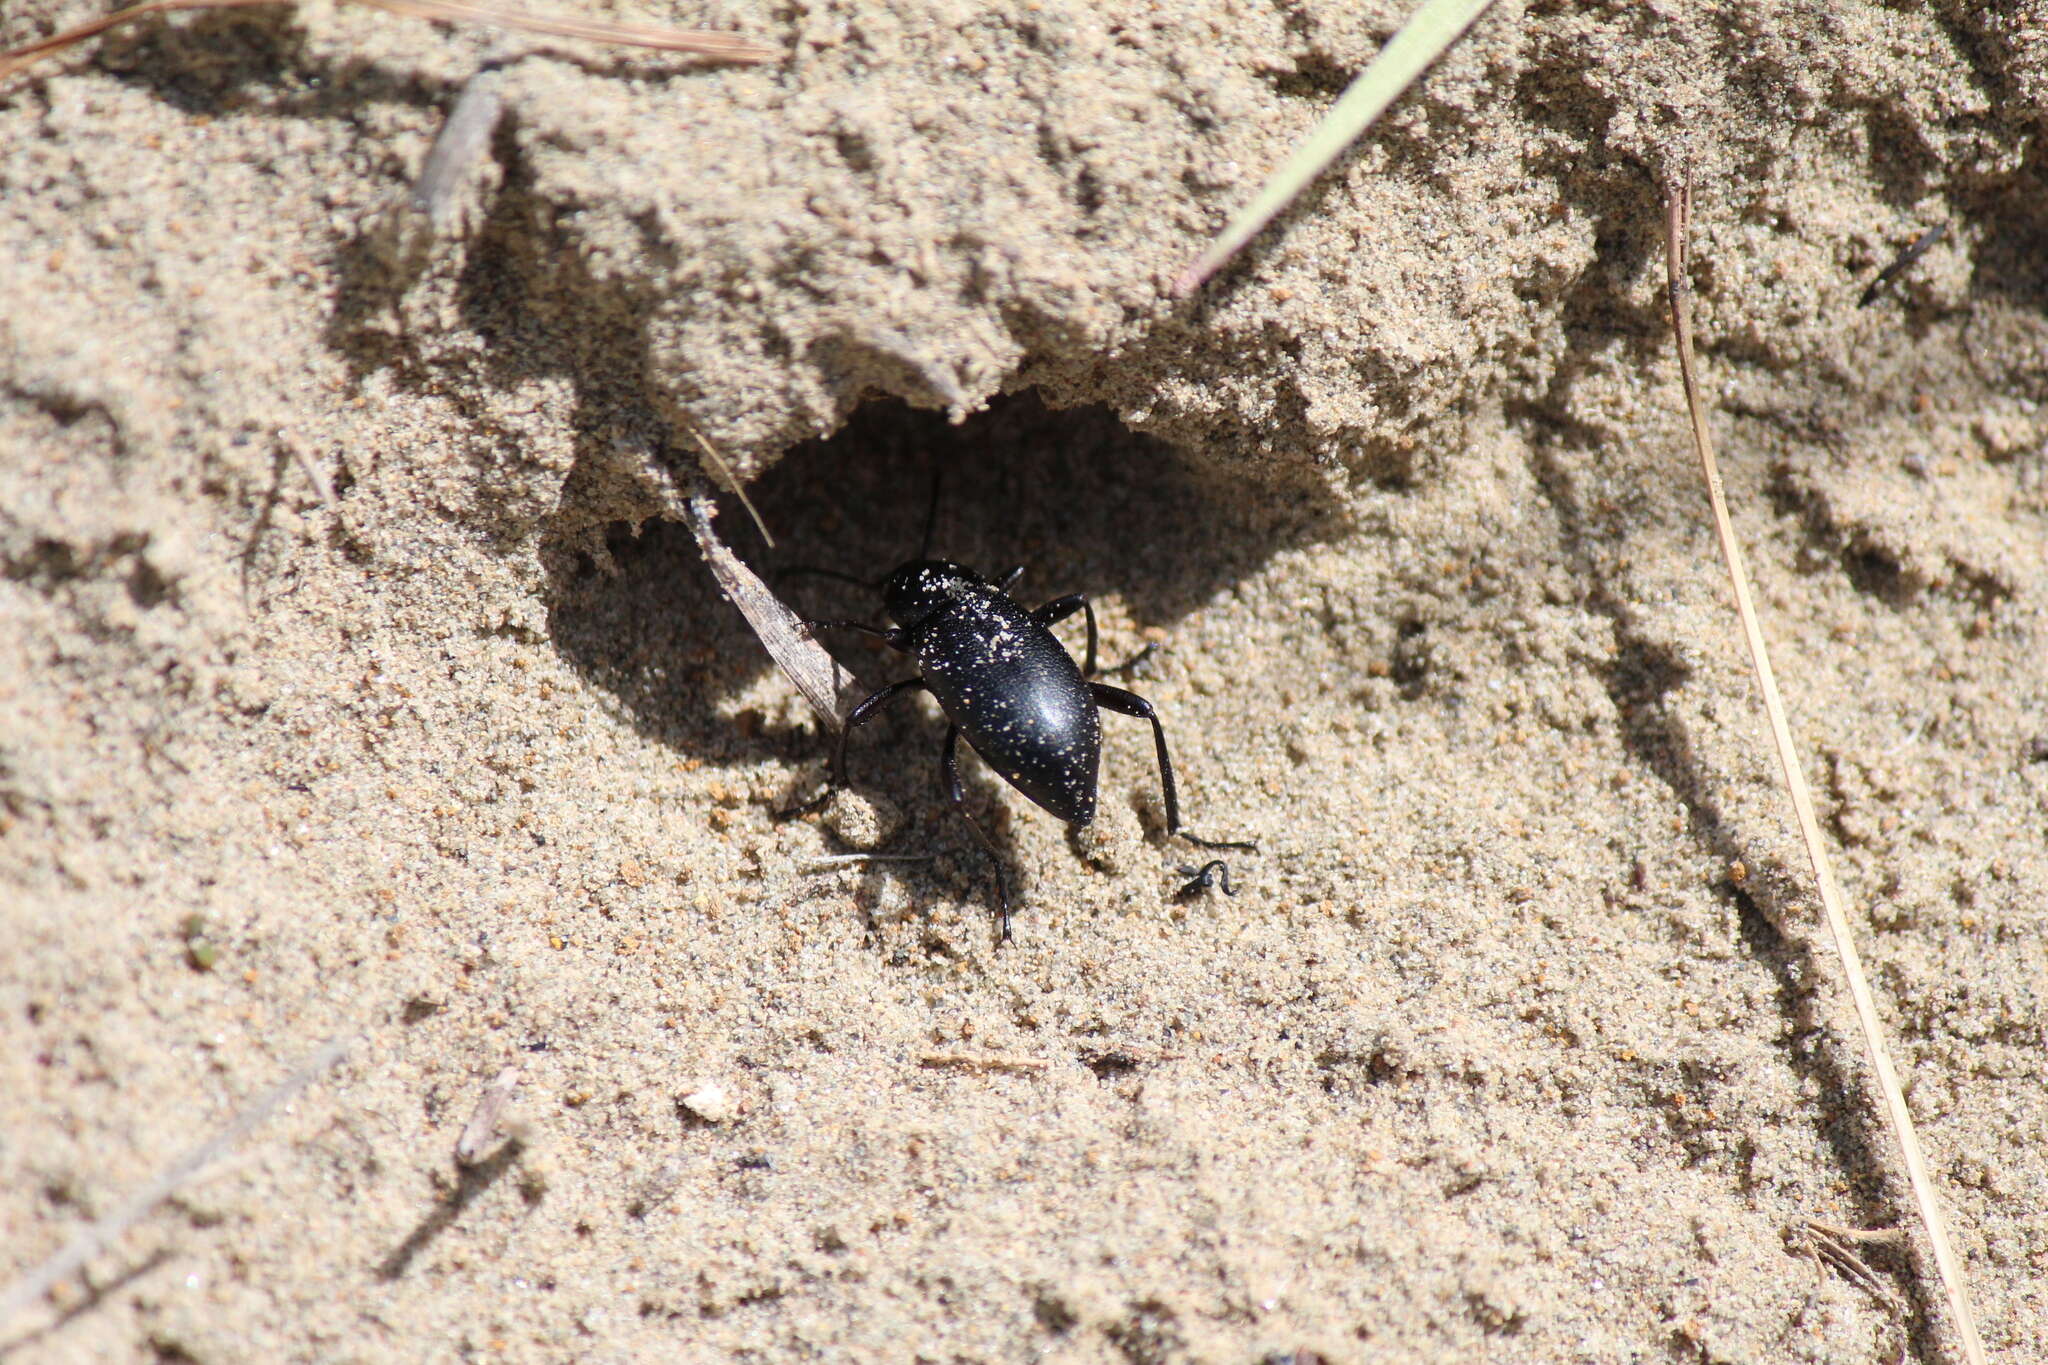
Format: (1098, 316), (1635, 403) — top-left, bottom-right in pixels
(454, 1064), (523, 1165)
(279, 430), (335, 505)
(410, 67), (507, 227)
(1663, 178), (1986, 1365)
(683, 494), (863, 728)
(918, 1053), (1049, 1074)
(1075, 1043), (1183, 1067)
(1857, 223), (1949, 308)
(1787, 1219), (1909, 1364)
(1788, 1218), (1908, 1311)
(1, 0), (776, 86)
(0, 1034), (353, 1330)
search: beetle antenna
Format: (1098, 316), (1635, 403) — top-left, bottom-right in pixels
(775, 565), (873, 589)
(917, 468), (944, 560)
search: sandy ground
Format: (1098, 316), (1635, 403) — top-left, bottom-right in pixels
(3, 1), (2046, 1361)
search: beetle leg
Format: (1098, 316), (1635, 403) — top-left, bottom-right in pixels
(1037, 595), (1153, 677)
(777, 677), (925, 820)
(1089, 683), (1258, 852)
(1088, 683), (1179, 828)
(1031, 592), (1099, 677)
(995, 565), (1027, 595)
(831, 679), (927, 790)
(941, 726), (1013, 944)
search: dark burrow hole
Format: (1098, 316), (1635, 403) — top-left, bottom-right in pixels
(1083, 1052), (1140, 1081)
(545, 390), (1339, 773)
(541, 390), (1340, 934)
(1389, 617), (1432, 697)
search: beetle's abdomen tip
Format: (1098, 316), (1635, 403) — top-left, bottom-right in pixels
(1045, 789), (1095, 827)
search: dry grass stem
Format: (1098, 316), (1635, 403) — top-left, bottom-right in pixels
(0, 0), (272, 82)
(0, 1034), (353, 1331)
(1171, 0), (1497, 295)
(682, 419), (774, 549)
(362, 0), (777, 60)
(0, 0), (775, 85)
(1076, 1044), (1184, 1067)
(1662, 179), (1986, 1365)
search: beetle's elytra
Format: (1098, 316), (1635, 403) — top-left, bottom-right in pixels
(794, 554), (1252, 942)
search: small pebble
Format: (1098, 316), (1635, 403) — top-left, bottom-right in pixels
(679, 1080), (737, 1124)
(822, 788), (901, 849)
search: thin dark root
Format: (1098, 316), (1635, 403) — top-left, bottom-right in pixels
(1175, 860), (1236, 900)
(1179, 831), (1258, 852)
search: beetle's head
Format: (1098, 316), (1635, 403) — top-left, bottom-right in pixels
(881, 559), (977, 630)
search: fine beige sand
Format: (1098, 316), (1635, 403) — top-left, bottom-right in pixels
(3, 1), (2045, 1361)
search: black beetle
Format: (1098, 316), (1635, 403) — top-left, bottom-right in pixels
(794, 555), (1251, 942)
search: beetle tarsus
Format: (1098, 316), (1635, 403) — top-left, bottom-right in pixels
(776, 674), (925, 819)
(1097, 641), (1156, 678)
(773, 786), (834, 822)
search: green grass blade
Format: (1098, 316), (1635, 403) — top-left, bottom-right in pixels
(1172, 0), (1498, 296)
